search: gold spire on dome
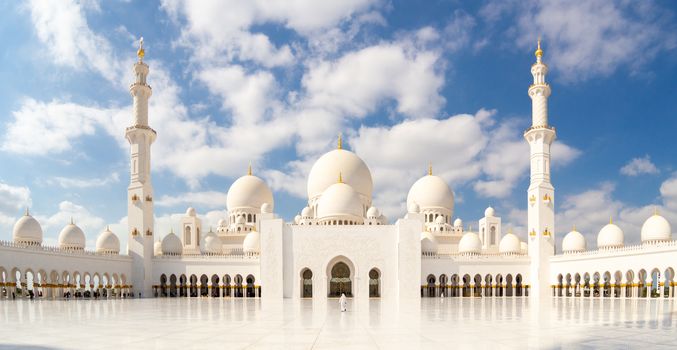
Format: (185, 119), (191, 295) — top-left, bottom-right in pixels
(609, 216), (613, 224)
(338, 172), (343, 183)
(654, 206), (659, 216)
(247, 162), (252, 176)
(137, 36), (145, 61)
(337, 133), (343, 150)
(535, 37), (543, 58)
(428, 162), (433, 176)
(24, 207), (29, 216)
(70, 217), (74, 225)
(572, 224), (576, 231)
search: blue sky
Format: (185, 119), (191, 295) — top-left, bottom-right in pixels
(1, 0), (676, 250)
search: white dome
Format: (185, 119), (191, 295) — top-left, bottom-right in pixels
(58, 222), (86, 250)
(154, 240), (162, 255)
(227, 174), (274, 211)
(562, 230), (586, 253)
(453, 218), (462, 227)
(640, 214), (672, 243)
(307, 149), (373, 201)
(186, 207), (196, 217)
(597, 223), (624, 249)
(498, 233), (521, 255)
(96, 227), (120, 254)
(261, 202), (273, 214)
(458, 231), (482, 255)
(161, 232), (183, 255)
(435, 215), (445, 224)
(316, 182), (363, 219)
(12, 213), (43, 245)
(243, 230), (260, 253)
(217, 219), (227, 227)
(301, 206), (312, 217)
(367, 206), (380, 218)
(420, 231), (438, 253)
(484, 207), (495, 217)
(202, 231), (222, 254)
(294, 215), (301, 224)
(406, 175), (454, 214)
(520, 242), (528, 252)
(408, 202), (420, 214)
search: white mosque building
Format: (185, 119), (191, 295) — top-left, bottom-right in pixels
(1, 40), (676, 301)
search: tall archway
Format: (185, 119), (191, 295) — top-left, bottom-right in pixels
(426, 274), (436, 298)
(462, 274), (471, 297)
(301, 269), (313, 298)
(246, 275), (256, 297)
(473, 274), (482, 297)
(484, 274), (492, 297)
(179, 275), (187, 297)
(200, 274), (209, 297)
(369, 269), (381, 298)
(223, 275), (231, 297)
(329, 261), (352, 298)
(505, 274), (513, 297)
(160, 274), (167, 297)
(650, 268), (661, 298)
(665, 268), (674, 298)
(211, 275), (220, 297)
(451, 274), (460, 297)
(169, 275), (177, 297)
(495, 274), (504, 297)
(189, 274), (198, 297)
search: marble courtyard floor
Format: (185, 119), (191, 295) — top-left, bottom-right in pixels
(0, 297), (676, 349)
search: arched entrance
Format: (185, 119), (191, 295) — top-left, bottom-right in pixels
(328, 261), (352, 297)
(301, 269), (313, 298)
(369, 269), (380, 298)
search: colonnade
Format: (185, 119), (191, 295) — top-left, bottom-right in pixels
(154, 273), (261, 298)
(421, 273), (527, 298)
(553, 268), (676, 299)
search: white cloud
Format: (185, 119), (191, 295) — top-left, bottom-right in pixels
(620, 155), (659, 176)
(155, 191), (228, 209)
(0, 182), (32, 235)
(36, 201), (106, 249)
(43, 172), (120, 189)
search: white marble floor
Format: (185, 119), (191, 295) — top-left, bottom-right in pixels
(0, 297), (676, 349)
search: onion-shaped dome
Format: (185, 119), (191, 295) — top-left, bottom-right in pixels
(484, 207), (495, 217)
(453, 218), (462, 227)
(261, 202), (273, 214)
(243, 230), (260, 254)
(420, 231), (438, 253)
(458, 231), (482, 255)
(12, 211), (43, 245)
(408, 202), (420, 214)
(435, 215), (445, 224)
(316, 182), (363, 220)
(58, 221), (86, 250)
(226, 173), (274, 211)
(367, 206), (380, 219)
(185, 207), (196, 217)
(235, 216), (246, 224)
(307, 148), (373, 202)
(294, 215), (301, 224)
(161, 231), (183, 256)
(640, 213), (672, 243)
(406, 174), (454, 215)
(201, 230), (222, 254)
(562, 229), (586, 253)
(301, 206), (312, 218)
(498, 233), (521, 255)
(597, 222), (624, 249)
(96, 227), (120, 254)
(217, 219), (227, 227)
(154, 239), (162, 255)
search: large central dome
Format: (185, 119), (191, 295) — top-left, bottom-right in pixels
(307, 149), (373, 202)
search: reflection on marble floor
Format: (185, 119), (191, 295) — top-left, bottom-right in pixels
(0, 297), (675, 349)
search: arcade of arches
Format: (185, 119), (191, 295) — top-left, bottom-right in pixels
(154, 273), (260, 298)
(554, 267), (676, 299)
(422, 273), (527, 298)
(0, 266), (131, 299)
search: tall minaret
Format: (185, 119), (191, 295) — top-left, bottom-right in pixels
(525, 39), (555, 299)
(126, 37), (156, 297)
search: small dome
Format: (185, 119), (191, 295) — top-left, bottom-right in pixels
(407, 175), (454, 214)
(453, 218), (462, 227)
(301, 206), (312, 217)
(217, 219), (227, 227)
(435, 215), (445, 224)
(640, 214), (671, 243)
(58, 222), (86, 250)
(227, 174), (274, 211)
(562, 230), (586, 253)
(154, 240), (162, 255)
(597, 223), (624, 249)
(294, 215), (301, 224)
(367, 206), (380, 218)
(202, 231), (222, 254)
(161, 231), (183, 255)
(235, 216), (245, 224)
(520, 242), (528, 252)
(484, 207), (495, 217)
(408, 202), (420, 214)
(458, 231), (482, 255)
(261, 202), (273, 214)
(307, 148), (373, 202)
(498, 233), (521, 255)
(243, 230), (260, 253)
(186, 207), (196, 217)
(420, 231), (438, 253)
(12, 213), (43, 245)
(96, 227), (120, 254)
(316, 182), (363, 219)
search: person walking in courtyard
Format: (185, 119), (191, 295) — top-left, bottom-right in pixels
(339, 293), (347, 312)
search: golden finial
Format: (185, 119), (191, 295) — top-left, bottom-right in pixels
(609, 216), (613, 224)
(572, 224), (576, 231)
(247, 162), (252, 176)
(137, 36), (145, 61)
(535, 37), (543, 58)
(24, 207), (29, 216)
(337, 133), (343, 150)
(338, 172), (343, 183)
(428, 162), (433, 176)
(70, 217), (74, 225)
(508, 227), (513, 234)
(654, 206), (659, 216)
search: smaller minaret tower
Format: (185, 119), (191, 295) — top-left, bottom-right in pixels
(126, 37), (156, 297)
(525, 39), (555, 299)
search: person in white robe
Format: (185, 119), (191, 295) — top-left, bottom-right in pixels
(339, 293), (347, 312)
